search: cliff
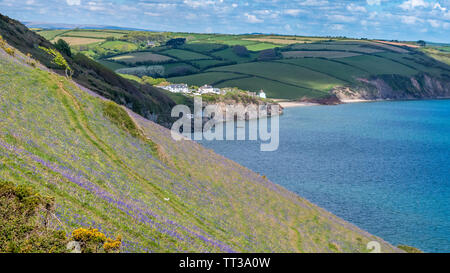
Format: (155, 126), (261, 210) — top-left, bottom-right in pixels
(332, 73), (450, 101)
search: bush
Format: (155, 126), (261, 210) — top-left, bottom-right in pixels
(71, 228), (122, 253)
(116, 65), (165, 78)
(258, 48), (280, 61)
(54, 39), (72, 57)
(232, 45), (250, 57)
(0, 181), (68, 253)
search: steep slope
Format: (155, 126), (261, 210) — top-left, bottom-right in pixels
(0, 13), (178, 126)
(0, 42), (401, 253)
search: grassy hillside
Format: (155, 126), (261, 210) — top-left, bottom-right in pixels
(0, 40), (401, 253)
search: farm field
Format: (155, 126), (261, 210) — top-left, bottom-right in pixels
(277, 58), (369, 83)
(60, 30), (126, 38)
(53, 36), (105, 46)
(282, 51), (361, 59)
(208, 62), (346, 92)
(215, 76), (327, 99)
(32, 28), (450, 100)
(169, 72), (248, 86)
(162, 48), (212, 60)
(108, 52), (173, 64)
(101, 41), (138, 51)
(336, 55), (418, 76)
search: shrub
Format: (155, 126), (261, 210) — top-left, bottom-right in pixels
(397, 245), (423, 253)
(116, 65), (165, 78)
(39, 46), (72, 77)
(71, 228), (122, 253)
(53, 39), (72, 57)
(0, 181), (68, 253)
(4, 47), (15, 56)
(232, 45), (250, 57)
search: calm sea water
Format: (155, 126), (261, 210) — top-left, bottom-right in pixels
(199, 100), (450, 253)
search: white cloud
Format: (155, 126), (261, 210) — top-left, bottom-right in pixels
(327, 14), (356, 23)
(330, 24), (344, 30)
(298, 0), (329, 6)
(347, 4), (366, 13)
(366, 0), (381, 5)
(183, 0), (216, 9)
(244, 13), (263, 23)
(433, 3), (447, 12)
(284, 9), (303, 16)
(399, 0), (428, 11)
(66, 0), (81, 6)
(428, 19), (441, 28)
(401, 15), (422, 24)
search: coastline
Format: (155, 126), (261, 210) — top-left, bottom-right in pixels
(274, 100), (320, 108)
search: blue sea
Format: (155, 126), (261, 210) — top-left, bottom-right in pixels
(199, 100), (450, 253)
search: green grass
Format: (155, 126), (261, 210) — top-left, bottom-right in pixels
(62, 30), (126, 39)
(246, 43), (280, 51)
(282, 51), (361, 59)
(214, 76), (326, 99)
(36, 29), (71, 40)
(101, 41), (138, 51)
(0, 49), (403, 253)
(337, 55), (418, 76)
(278, 58), (369, 83)
(109, 52), (173, 64)
(211, 48), (258, 63)
(168, 71), (244, 86)
(190, 59), (232, 70)
(290, 42), (384, 53)
(97, 60), (129, 71)
(162, 49), (212, 61)
(208, 62), (346, 93)
(179, 43), (227, 53)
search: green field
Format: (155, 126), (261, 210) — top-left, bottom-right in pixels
(336, 55), (418, 76)
(215, 77), (326, 99)
(109, 52), (173, 64)
(101, 40), (138, 51)
(168, 71), (246, 86)
(35, 28), (449, 100)
(209, 62), (346, 92)
(162, 49), (212, 60)
(61, 30), (125, 39)
(179, 43), (227, 53)
(278, 58), (369, 83)
(190, 59), (232, 70)
(282, 51), (361, 59)
(211, 47), (258, 63)
(97, 59), (129, 70)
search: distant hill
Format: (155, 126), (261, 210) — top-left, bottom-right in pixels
(24, 21), (148, 31)
(0, 13), (175, 127)
(0, 32), (403, 253)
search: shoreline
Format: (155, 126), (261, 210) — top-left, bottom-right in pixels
(276, 97), (450, 108)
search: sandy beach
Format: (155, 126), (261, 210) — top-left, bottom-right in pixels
(275, 101), (320, 108)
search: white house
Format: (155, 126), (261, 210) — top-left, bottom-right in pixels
(258, 89), (267, 99)
(199, 85), (220, 95)
(161, 84), (189, 93)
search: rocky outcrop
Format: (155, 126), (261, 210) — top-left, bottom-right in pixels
(332, 73), (450, 101)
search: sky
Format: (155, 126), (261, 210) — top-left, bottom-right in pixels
(0, 0), (449, 43)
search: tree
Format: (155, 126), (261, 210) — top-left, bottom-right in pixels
(232, 45), (250, 57)
(417, 40), (426, 47)
(54, 39), (72, 57)
(258, 48), (280, 61)
(166, 38), (186, 47)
